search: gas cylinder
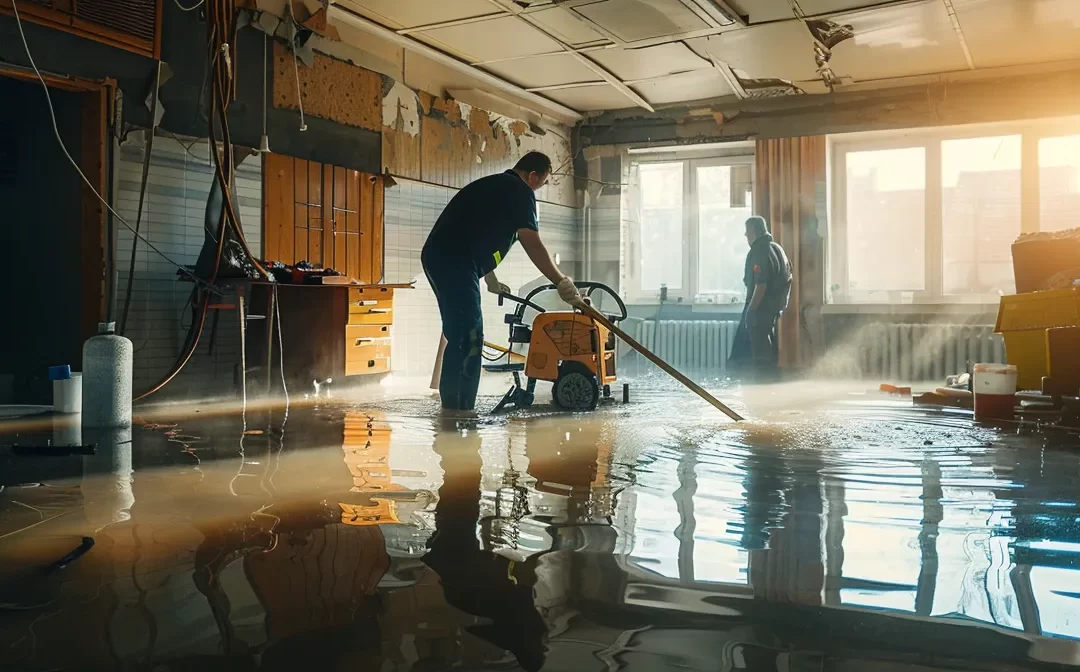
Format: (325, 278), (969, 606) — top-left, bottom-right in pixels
(82, 322), (133, 428)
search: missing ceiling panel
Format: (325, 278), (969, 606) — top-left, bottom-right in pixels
(736, 73), (805, 98)
(805, 18), (854, 49)
(682, 0), (743, 26)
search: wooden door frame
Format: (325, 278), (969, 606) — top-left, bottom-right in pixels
(0, 65), (114, 340)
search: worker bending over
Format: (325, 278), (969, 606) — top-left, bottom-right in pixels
(422, 152), (585, 418)
(741, 216), (792, 379)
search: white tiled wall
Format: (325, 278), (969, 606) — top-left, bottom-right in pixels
(114, 133), (262, 398)
(384, 178), (583, 378)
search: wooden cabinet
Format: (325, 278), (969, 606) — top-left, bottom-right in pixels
(250, 284), (402, 385)
(263, 152), (385, 284)
(260, 153), (400, 382)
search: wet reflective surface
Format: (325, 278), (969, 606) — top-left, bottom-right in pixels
(2, 380), (1080, 671)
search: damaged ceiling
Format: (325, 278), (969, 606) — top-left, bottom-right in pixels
(326, 0), (1080, 116)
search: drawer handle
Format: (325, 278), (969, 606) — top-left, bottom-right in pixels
(368, 360), (376, 368)
(355, 338), (373, 346)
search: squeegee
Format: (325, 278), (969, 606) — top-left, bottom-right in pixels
(581, 304), (744, 421)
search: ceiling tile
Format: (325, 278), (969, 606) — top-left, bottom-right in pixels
(797, 0), (914, 15)
(635, 69), (735, 105)
(589, 43), (712, 81)
(691, 22), (820, 82)
(575, 0), (710, 42)
(344, 0), (498, 30)
(481, 53), (603, 89)
(723, 0), (794, 23)
(829, 1), (971, 81)
(527, 7), (608, 46)
(417, 16), (563, 63)
(542, 84), (638, 111)
(953, 0), (1080, 69)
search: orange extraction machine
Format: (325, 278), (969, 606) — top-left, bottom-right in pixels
(483, 282), (628, 412)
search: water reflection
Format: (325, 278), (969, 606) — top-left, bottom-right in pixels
(0, 396), (1079, 670)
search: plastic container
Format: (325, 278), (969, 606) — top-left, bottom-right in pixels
(82, 323), (133, 428)
(994, 287), (1080, 390)
(53, 373), (83, 414)
(973, 363), (1018, 421)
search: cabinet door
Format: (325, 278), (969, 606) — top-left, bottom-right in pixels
(263, 153), (384, 282)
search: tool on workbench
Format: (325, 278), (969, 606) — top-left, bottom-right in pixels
(485, 282), (628, 412)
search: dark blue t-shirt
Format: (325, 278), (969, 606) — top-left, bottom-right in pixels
(423, 170), (538, 276)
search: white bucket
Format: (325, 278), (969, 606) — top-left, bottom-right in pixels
(53, 373), (83, 414)
(973, 363), (1018, 395)
(973, 363), (1018, 421)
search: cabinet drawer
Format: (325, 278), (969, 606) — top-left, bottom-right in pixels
(345, 304), (393, 326)
(349, 286), (394, 302)
(346, 324), (391, 341)
(346, 357), (391, 376)
(346, 342), (392, 363)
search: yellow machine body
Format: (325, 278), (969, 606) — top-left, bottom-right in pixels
(524, 311), (617, 385)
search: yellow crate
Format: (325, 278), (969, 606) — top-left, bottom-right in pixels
(995, 287), (1080, 390)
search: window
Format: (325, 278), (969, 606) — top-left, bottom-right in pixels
(627, 155), (754, 303)
(941, 135), (1021, 297)
(830, 119), (1080, 304)
(639, 163), (685, 292)
(1039, 135), (1080, 232)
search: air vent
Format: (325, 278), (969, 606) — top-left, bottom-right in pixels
(76, 0), (157, 42)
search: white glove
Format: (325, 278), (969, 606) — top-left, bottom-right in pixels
(484, 275), (511, 295)
(557, 277), (586, 308)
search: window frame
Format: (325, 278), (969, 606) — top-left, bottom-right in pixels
(828, 117), (1080, 306)
(626, 153), (756, 305)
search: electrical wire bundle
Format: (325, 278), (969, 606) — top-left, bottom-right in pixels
(134, 0), (273, 401)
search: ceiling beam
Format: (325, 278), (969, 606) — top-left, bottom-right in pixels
(525, 69), (705, 92)
(473, 43), (615, 66)
(327, 3), (583, 124)
(941, 0), (976, 70)
(485, 0), (655, 113)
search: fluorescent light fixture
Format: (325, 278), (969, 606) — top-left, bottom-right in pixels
(627, 140), (755, 154)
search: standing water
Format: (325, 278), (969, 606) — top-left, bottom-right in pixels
(1, 379), (1078, 670)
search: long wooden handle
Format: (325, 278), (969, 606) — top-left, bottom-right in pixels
(582, 305), (744, 421)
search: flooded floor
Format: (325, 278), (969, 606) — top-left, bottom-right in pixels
(1, 379), (1079, 671)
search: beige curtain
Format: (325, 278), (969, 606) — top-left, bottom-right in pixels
(755, 137), (827, 370)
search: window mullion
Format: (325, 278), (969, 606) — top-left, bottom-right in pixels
(686, 160), (697, 300)
(1021, 131), (1040, 234)
(925, 140), (943, 299)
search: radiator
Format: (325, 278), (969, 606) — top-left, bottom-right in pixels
(854, 323), (1005, 381)
(629, 320), (740, 376)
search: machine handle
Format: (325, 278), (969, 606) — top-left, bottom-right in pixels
(498, 292), (547, 314)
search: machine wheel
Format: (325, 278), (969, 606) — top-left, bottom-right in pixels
(553, 364), (600, 411)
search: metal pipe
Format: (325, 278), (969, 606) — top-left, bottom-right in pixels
(327, 3), (582, 124)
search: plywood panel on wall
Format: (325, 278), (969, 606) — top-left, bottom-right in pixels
(263, 152), (385, 284)
(381, 87), (575, 205)
(273, 42), (382, 132)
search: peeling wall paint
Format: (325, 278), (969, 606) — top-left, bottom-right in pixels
(382, 81), (420, 137)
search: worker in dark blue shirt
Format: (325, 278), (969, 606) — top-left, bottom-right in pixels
(422, 152), (584, 418)
(731, 216), (792, 379)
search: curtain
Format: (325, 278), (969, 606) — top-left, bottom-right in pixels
(755, 136), (827, 370)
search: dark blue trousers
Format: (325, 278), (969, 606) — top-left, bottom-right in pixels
(422, 248), (484, 411)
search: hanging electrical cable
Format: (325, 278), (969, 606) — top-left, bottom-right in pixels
(119, 60), (163, 335)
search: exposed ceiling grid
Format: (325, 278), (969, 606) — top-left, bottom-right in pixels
(327, 0), (1080, 115)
